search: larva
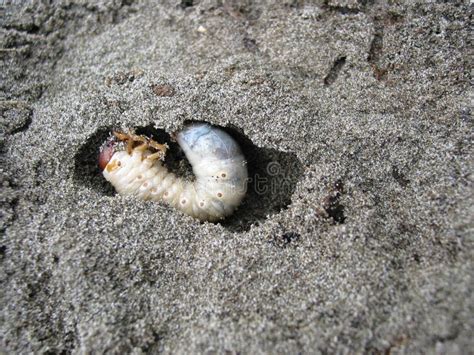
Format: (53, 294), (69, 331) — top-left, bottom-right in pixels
(99, 123), (248, 222)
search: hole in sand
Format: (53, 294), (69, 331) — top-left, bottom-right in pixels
(74, 122), (304, 231)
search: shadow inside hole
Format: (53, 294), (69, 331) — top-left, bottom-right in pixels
(73, 127), (115, 196)
(75, 122), (304, 231)
(222, 125), (303, 232)
(134, 125), (194, 180)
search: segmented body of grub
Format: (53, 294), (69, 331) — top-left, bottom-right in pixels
(99, 123), (248, 222)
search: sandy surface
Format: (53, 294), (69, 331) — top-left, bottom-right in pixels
(1, 0), (472, 353)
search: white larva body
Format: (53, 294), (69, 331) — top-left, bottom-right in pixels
(103, 123), (248, 222)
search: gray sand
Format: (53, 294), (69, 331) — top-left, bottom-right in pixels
(1, 0), (472, 353)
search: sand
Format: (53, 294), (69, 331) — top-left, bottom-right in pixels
(1, 0), (472, 353)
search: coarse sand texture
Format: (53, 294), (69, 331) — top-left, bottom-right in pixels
(1, 1), (472, 353)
